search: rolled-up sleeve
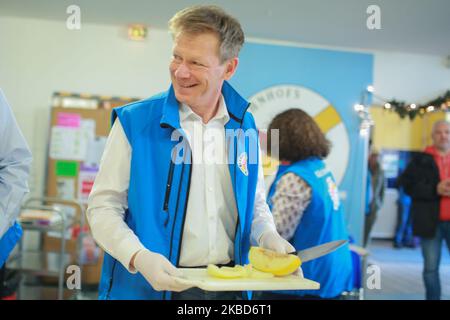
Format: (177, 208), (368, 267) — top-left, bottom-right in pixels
(0, 89), (32, 238)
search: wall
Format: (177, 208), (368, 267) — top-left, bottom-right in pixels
(0, 16), (173, 197)
(370, 107), (446, 152)
(374, 51), (450, 104)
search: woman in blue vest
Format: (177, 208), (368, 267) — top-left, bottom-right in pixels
(256, 108), (354, 299)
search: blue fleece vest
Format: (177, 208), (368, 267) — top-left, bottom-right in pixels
(0, 222), (22, 268)
(98, 81), (259, 300)
(267, 157), (354, 298)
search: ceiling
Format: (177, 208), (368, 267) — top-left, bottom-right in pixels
(1, 0), (449, 56)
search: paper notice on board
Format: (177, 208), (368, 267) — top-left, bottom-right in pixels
(81, 119), (96, 142)
(56, 177), (76, 200)
(84, 136), (107, 167)
(55, 160), (78, 177)
(78, 165), (98, 204)
(50, 127), (87, 161)
(56, 112), (81, 128)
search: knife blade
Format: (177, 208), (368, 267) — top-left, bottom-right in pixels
(290, 239), (348, 263)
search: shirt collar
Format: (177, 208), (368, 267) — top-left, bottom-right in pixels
(179, 95), (230, 124)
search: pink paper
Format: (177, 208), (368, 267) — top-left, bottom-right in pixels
(57, 112), (81, 128)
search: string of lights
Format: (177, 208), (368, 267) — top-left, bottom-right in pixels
(353, 88), (450, 131)
(380, 90), (450, 120)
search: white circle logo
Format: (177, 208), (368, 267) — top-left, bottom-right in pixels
(249, 85), (349, 185)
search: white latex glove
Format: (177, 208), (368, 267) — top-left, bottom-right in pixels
(259, 230), (303, 277)
(259, 230), (296, 254)
(134, 249), (193, 292)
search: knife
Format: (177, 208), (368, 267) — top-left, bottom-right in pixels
(289, 239), (348, 263)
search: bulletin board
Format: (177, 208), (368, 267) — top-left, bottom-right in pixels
(44, 106), (112, 284)
(46, 107), (112, 201)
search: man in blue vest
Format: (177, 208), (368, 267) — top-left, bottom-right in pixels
(0, 89), (32, 270)
(87, 5), (295, 300)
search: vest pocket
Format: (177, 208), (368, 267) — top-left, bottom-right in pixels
(163, 160), (175, 226)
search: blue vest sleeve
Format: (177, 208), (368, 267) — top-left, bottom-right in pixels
(0, 222), (22, 268)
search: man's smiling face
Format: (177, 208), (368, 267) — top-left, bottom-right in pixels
(169, 32), (235, 110)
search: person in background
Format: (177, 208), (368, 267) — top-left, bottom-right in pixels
(0, 89), (32, 298)
(400, 120), (450, 300)
(363, 150), (386, 247)
(255, 108), (353, 300)
(393, 186), (416, 248)
(87, 5), (294, 300)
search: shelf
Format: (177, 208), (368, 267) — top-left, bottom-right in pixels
(20, 220), (74, 232)
(17, 283), (77, 300)
(11, 199), (85, 300)
(7, 252), (73, 277)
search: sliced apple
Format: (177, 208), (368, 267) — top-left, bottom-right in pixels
(248, 246), (301, 276)
(207, 263), (276, 280)
(244, 264), (274, 279)
(206, 264), (247, 279)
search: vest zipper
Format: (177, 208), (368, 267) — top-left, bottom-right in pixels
(237, 103), (251, 300)
(163, 160), (175, 227)
(175, 156), (192, 266)
(235, 131), (242, 265)
(235, 102), (250, 266)
(163, 153), (192, 300)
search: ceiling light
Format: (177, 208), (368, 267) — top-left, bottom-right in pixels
(128, 24), (147, 41)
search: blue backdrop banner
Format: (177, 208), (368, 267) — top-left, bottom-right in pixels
(230, 41), (374, 245)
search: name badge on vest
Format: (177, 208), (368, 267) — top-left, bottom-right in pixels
(238, 152), (249, 176)
(326, 176), (340, 210)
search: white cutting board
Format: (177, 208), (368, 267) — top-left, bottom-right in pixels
(174, 268), (320, 291)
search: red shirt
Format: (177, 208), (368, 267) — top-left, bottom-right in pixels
(425, 145), (450, 221)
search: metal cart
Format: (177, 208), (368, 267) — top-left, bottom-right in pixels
(7, 197), (85, 300)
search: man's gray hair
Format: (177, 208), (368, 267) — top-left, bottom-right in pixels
(168, 5), (245, 63)
(432, 120), (450, 134)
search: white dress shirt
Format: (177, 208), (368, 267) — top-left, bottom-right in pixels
(87, 96), (276, 272)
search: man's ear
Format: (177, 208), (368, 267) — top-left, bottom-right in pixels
(223, 57), (239, 80)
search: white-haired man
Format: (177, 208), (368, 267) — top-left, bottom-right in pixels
(400, 120), (450, 300)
